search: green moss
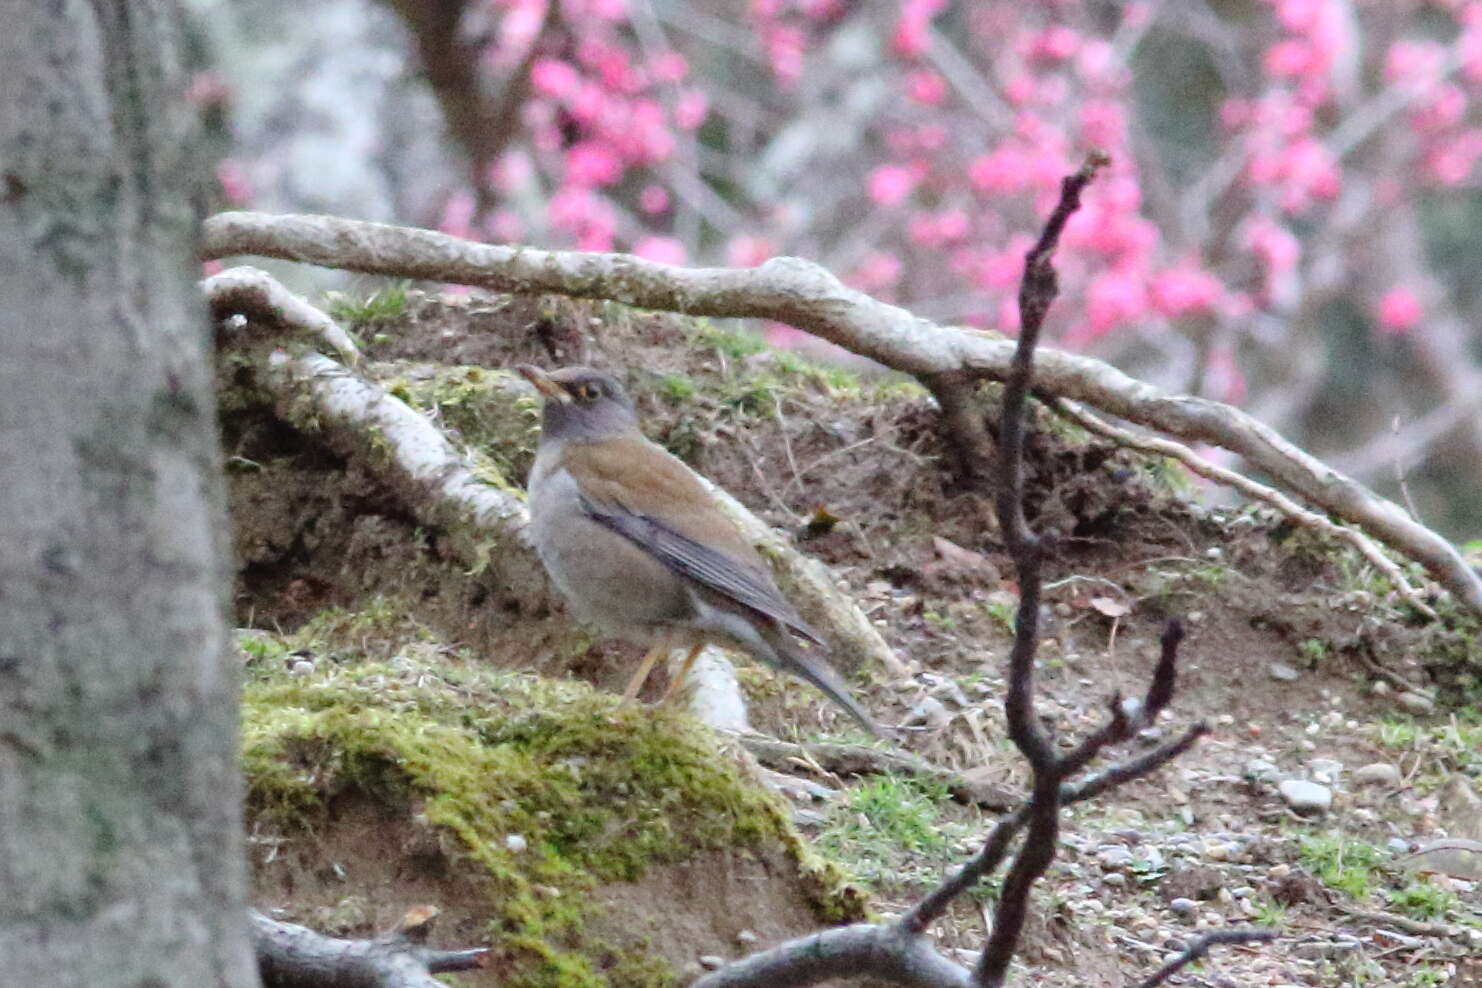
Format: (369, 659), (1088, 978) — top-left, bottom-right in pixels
(242, 650), (862, 986)
(388, 364), (542, 489)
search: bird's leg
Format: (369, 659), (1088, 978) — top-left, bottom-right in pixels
(621, 637), (668, 703)
(659, 643), (706, 706)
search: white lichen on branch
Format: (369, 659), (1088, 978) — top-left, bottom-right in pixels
(201, 211), (1482, 621)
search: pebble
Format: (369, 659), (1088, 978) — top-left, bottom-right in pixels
(1396, 691), (1435, 716)
(1168, 897), (1197, 918)
(1354, 762), (1401, 788)
(1244, 759), (1281, 784)
(736, 930), (757, 946)
(1097, 845), (1135, 869)
(1268, 662), (1301, 682)
(1387, 837), (1412, 854)
(1278, 779), (1332, 816)
(289, 659), (315, 676)
(504, 834), (528, 853)
(698, 955), (726, 970)
(1102, 872), (1127, 888)
(1308, 758), (1344, 783)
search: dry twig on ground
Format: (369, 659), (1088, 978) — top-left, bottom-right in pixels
(254, 907), (487, 988)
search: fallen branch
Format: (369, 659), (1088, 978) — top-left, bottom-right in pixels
(738, 735), (1016, 810)
(253, 907), (488, 988)
(202, 265), (904, 679)
(1048, 396), (1438, 619)
(201, 210), (1482, 621)
(1135, 929), (1276, 988)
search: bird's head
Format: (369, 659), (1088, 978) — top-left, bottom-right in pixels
(517, 365), (639, 443)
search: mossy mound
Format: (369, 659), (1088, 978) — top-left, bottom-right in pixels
(241, 637), (865, 986)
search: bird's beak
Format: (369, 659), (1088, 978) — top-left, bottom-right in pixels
(517, 364), (572, 404)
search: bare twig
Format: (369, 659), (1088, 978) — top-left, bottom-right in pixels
(976, 152), (1109, 988)
(199, 209), (1482, 621)
(1135, 929), (1276, 988)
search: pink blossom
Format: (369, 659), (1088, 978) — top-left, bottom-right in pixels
(1084, 268), (1148, 335)
(905, 69), (947, 105)
(1409, 84), (1467, 133)
(485, 208), (524, 242)
(438, 191), (476, 239)
(1376, 287), (1422, 335)
(564, 142), (623, 186)
(1149, 264), (1223, 318)
(1079, 100), (1125, 147)
(868, 163), (919, 206)
(1242, 215), (1301, 278)
(531, 58), (581, 99)
(202, 259), (224, 276)
(1264, 39), (1315, 78)
(652, 51), (688, 83)
(632, 236), (687, 265)
(675, 88), (708, 129)
(974, 238), (1029, 290)
(996, 295), (1021, 333)
(1204, 345), (1246, 403)
(1029, 25), (1080, 62)
(968, 147), (1030, 194)
(1384, 40), (1446, 85)
(639, 185), (670, 213)
(848, 251), (903, 292)
(727, 235), (775, 267)
(215, 159), (252, 204)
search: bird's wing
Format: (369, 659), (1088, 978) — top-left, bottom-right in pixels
(558, 437), (823, 644)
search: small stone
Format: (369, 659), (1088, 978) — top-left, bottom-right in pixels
(698, 955), (726, 971)
(504, 834), (528, 853)
(1396, 691), (1435, 716)
(1168, 897), (1197, 918)
(1387, 837), (1412, 854)
(1268, 662), (1301, 682)
(1244, 759), (1281, 784)
(1102, 872), (1127, 888)
(1371, 680), (1391, 696)
(736, 929), (757, 946)
(1279, 779), (1332, 816)
(289, 659), (315, 676)
(1308, 758), (1344, 783)
(1354, 763), (1401, 788)
(1097, 845), (1135, 869)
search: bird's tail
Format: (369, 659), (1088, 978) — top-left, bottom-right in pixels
(758, 623), (882, 738)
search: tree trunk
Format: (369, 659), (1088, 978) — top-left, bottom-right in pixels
(0, 2), (257, 984)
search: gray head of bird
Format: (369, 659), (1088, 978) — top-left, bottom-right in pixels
(517, 365), (640, 443)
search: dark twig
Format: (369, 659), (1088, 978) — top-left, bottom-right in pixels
(1135, 929), (1276, 988)
(975, 152), (1110, 988)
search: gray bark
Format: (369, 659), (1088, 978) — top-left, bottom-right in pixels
(0, 1), (257, 984)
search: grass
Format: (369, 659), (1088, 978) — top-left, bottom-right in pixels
(1297, 833), (1383, 900)
(326, 281), (412, 327)
(817, 775), (961, 887)
(1389, 881), (1459, 921)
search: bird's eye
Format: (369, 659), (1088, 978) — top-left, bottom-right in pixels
(576, 382), (600, 401)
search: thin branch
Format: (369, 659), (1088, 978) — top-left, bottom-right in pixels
(1135, 929), (1276, 988)
(976, 153), (1109, 988)
(690, 924), (972, 988)
(1048, 396), (1438, 619)
(199, 210), (1482, 622)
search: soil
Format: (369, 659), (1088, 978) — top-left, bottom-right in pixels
(227, 288), (1482, 987)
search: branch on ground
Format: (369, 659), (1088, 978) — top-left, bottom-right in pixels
(253, 907), (488, 988)
(200, 210), (1482, 622)
(201, 265), (904, 681)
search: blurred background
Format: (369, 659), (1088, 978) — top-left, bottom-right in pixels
(188, 0), (1482, 541)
